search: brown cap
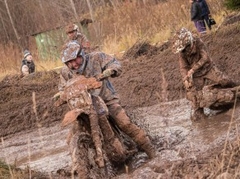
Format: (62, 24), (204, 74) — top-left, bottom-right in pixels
(65, 24), (79, 34)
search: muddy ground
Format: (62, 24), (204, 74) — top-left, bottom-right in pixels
(0, 13), (240, 178)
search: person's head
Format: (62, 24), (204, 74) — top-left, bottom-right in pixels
(65, 23), (79, 40)
(23, 50), (33, 61)
(172, 27), (194, 54)
(61, 41), (85, 70)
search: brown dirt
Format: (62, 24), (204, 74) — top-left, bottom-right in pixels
(0, 71), (69, 137)
(113, 17), (240, 111)
(0, 13), (240, 178)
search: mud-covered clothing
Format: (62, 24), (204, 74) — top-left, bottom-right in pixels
(64, 32), (90, 52)
(59, 52), (121, 105)
(107, 103), (155, 158)
(179, 37), (212, 85)
(179, 37), (234, 110)
(59, 51), (156, 159)
(73, 32), (90, 50)
(21, 59), (35, 76)
(195, 84), (236, 109)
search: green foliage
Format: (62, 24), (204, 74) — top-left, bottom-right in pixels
(224, 0), (240, 10)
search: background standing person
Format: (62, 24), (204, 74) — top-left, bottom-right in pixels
(190, 0), (206, 34)
(198, 0), (212, 30)
(58, 40), (156, 159)
(172, 27), (236, 121)
(21, 50), (35, 76)
(64, 23), (91, 53)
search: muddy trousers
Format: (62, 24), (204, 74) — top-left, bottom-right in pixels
(107, 103), (156, 158)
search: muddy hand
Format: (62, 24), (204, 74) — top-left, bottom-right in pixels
(184, 80), (192, 90)
(183, 75), (193, 90)
(54, 98), (66, 107)
(52, 92), (60, 101)
(95, 69), (114, 81)
(52, 92), (66, 106)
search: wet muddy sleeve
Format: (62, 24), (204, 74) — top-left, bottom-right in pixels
(179, 55), (189, 79)
(58, 74), (67, 92)
(191, 47), (210, 73)
(78, 33), (90, 49)
(99, 53), (122, 77)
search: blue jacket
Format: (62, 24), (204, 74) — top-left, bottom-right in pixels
(191, 1), (202, 21)
(198, 0), (210, 16)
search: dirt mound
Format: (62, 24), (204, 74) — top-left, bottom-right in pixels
(122, 40), (168, 59)
(113, 20), (240, 111)
(0, 71), (68, 137)
(222, 12), (240, 26)
(0, 16), (239, 137)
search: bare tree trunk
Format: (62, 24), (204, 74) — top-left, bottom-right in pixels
(69, 0), (79, 21)
(38, 0), (48, 29)
(0, 11), (9, 42)
(86, 0), (101, 45)
(4, 0), (21, 47)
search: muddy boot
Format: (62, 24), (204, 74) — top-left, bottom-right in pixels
(191, 108), (205, 121)
(127, 123), (156, 159)
(109, 104), (156, 159)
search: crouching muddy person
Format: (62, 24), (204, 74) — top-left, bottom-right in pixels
(172, 27), (238, 121)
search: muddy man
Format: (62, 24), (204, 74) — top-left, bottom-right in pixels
(172, 27), (238, 121)
(58, 40), (156, 159)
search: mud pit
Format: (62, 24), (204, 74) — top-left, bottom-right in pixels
(0, 14), (240, 178)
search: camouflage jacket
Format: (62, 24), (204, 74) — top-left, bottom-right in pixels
(66, 32), (89, 47)
(58, 52), (122, 105)
(178, 37), (212, 79)
(62, 32), (90, 52)
(74, 32), (90, 50)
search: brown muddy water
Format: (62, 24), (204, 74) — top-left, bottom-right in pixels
(0, 98), (239, 178)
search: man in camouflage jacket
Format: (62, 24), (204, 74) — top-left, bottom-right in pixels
(172, 27), (236, 120)
(64, 23), (90, 53)
(58, 40), (156, 159)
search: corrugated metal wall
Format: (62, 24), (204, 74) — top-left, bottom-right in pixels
(34, 28), (66, 60)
